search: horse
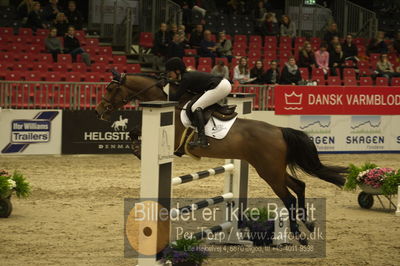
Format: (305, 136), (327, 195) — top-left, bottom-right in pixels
(95, 71), (347, 245)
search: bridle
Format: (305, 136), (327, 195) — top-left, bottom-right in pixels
(101, 73), (168, 112)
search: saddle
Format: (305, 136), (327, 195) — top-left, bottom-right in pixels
(185, 95), (238, 124)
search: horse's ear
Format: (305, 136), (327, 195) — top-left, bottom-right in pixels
(111, 68), (121, 81)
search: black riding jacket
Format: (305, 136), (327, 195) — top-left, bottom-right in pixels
(169, 71), (223, 101)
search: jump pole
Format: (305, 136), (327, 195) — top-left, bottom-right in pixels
(137, 101), (178, 266)
(396, 185), (400, 216)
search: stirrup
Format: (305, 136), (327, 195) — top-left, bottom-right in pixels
(189, 133), (209, 148)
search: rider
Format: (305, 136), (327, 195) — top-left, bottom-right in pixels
(165, 57), (232, 148)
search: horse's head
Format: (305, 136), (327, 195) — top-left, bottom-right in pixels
(95, 70), (167, 121)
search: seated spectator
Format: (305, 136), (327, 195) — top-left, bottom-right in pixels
(64, 1), (83, 30)
(43, 0), (62, 24)
(315, 42), (330, 75)
(189, 24), (204, 49)
(298, 41), (316, 74)
(211, 60), (230, 79)
(280, 57), (302, 85)
(250, 60), (267, 84)
(233, 57), (250, 83)
(153, 22), (171, 58)
(64, 26), (91, 66)
(367, 31), (388, 55)
(393, 32), (400, 55)
(280, 15), (296, 38)
(323, 22), (340, 43)
(26, 1), (47, 31)
(17, 0), (34, 23)
(260, 12), (279, 37)
(199, 30), (217, 58)
(328, 36), (340, 54)
(53, 12), (69, 36)
(264, 60), (280, 84)
(167, 33), (185, 59)
(342, 34), (358, 61)
(169, 23), (178, 37)
(329, 44), (345, 77)
(216, 31), (232, 61)
(376, 53), (400, 80)
(45, 27), (63, 62)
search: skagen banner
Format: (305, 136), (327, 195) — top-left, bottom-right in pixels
(62, 110), (141, 154)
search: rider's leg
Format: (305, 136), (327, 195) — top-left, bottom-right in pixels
(189, 79), (231, 148)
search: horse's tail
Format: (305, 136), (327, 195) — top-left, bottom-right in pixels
(281, 127), (347, 188)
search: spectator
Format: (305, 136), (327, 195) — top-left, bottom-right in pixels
(323, 22), (340, 43)
(167, 33), (185, 59)
(211, 60), (230, 79)
(298, 41), (316, 74)
(64, 26), (91, 66)
(280, 15), (296, 38)
(45, 27), (63, 62)
(250, 60), (266, 84)
(342, 34), (358, 61)
(328, 36), (340, 54)
(280, 57), (302, 85)
(264, 60), (280, 84)
(216, 31), (232, 61)
(17, 0), (34, 23)
(367, 31), (388, 55)
(253, 0), (267, 34)
(53, 12), (69, 36)
(169, 23), (178, 37)
(376, 53), (400, 80)
(153, 23), (171, 58)
(64, 0), (83, 30)
(329, 44), (345, 77)
(261, 12), (279, 37)
(233, 57), (250, 83)
(43, 0), (62, 24)
(393, 32), (400, 55)
(199, 30), (217, 58)
(26, 1), (46, 31)
(315, 42), (330, 75)
(189, 24), (204, 49)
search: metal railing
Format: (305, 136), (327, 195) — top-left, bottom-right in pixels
(139, 0), (182, 33)
(331, 0), (377, 38)
(285, 0), (333, 38)
(88, 0), (137, 53)
(0, 82), (275, 111)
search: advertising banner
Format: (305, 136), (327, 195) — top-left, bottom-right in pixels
(0, 109), (62, 155)
(288, 115), (400, 152)
(62, 110), (141, 154)
(275, 86), (400, 115)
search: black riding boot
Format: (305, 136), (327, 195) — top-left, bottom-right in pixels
(189, 107), (209, 148)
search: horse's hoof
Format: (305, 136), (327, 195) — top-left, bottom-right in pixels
(305, 221), (315, 232)
(295, 234), (308, 246)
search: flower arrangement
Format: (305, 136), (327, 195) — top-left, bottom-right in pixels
(242, 207), (275, 246)
(0, 169), (30, 199)
(161, 237), (209, 266)
(345, 163), (400, 195)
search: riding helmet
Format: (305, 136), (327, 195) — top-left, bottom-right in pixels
(165, 57), (187, 73)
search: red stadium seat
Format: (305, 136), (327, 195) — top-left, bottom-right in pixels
(249, 35), (262, 44)
(87, 72), (102, 82)
(264, 42), (277, 51)
(310, 37), (321, 45)
(197, 64), (212, 72)
(53, 63), (67, 72)
(248, 42), (262, 50)
(71, 63), (87, 72)
(98, 46), (112, 55)
(66, 72), (82, 82)
(233, 49), (247, 57)
(343, 76), (358, 86)
(91, 63), (107, 73)
(313, 75), (326, 85)
(215, 57), (228, 66)
(280, 36), (291, 45)
(111, 64), (126, 73)
(234, 35), (247, 43)
(0, 27), (13, 35)
(5, 72), (21, 81)
(358, 67), (372, 76)
(58, 54), (72, 63)
(312, 68), (325, 78)
(327, 76), (342, 86)
(391, 77), (400, 86)
(376, 77), (388, 86)
(32, 62), (51, 71)
(139, 32), (153, 49)
(38, 53), (53, 63)
(184, 49), (197, 56)
(198, 57), (212, 66)
(359, 77), (373, 86)
(13, 62), (28, 71)
(233, 42), (247, 50)
(45, 72), (64, 81)
(369, 53), (380, 62)
(248, 50), (261, 59)
(343, 68), (356, 77)
(18, 28), (33, 36)
(112, 55), (127, 64)
(36, 29), (49, 36)
(86, 38), (99, 46)
(264, 36), (277, 46)
(25, 71), (41, 81)
(299, 68), (309, 80)
(126, 64), (141, 73)
(183, 57), (196, 68)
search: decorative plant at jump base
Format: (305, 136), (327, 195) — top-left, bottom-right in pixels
(161, 237), (209, 266)
(0, 169), (30, 218)
(242, 207), (275, 246)
(345, 163), (400, 195)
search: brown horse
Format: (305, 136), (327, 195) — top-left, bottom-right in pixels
(95, 72), (347, 245)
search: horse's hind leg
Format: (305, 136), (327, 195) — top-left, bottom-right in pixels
(286, 174), (315, 232)
(252, 162), (308, 245)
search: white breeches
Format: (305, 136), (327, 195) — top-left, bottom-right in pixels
(191, 79), (232, 112)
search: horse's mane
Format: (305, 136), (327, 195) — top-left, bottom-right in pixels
(125, 73), (161, 81)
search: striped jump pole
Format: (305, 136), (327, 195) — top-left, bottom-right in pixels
(172, 164), (234, 185)
(396, 185), (400, 216)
